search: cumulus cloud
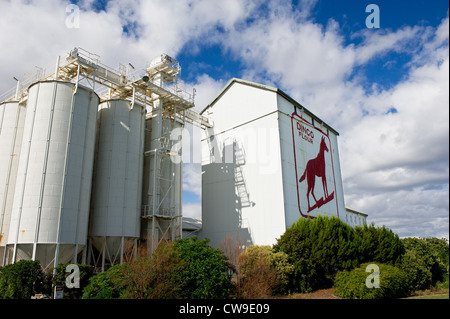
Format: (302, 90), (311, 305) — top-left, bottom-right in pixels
(182, 163), (201, 198)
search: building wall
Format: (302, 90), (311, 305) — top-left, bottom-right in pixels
(277, 94), (346, 228)
(200, 79), (348, 249)
(199, 82), (286, 248)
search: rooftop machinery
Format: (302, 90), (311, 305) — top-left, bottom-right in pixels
(0, 48), (212, 270)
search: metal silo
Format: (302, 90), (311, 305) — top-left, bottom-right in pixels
(88, 99), (145, 269)
(6, 80), (98, 270)
(0, 101), (26, 266)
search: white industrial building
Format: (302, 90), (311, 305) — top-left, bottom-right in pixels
(198, 78), (350, 249)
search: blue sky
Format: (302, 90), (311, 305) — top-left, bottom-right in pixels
(0, 0), (448, 239)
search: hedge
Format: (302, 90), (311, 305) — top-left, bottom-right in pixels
(333, 262), (409, 299)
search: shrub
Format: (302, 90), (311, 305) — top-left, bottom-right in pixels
(333, 263), (409, 299)
(82, 264), (126, 299)
(399, 237), (449, 291)
(0, 260), (45, 299)
(274, 215), (405, 293)
(121, 242), (186, 299)
(174, 237), (233, 299)
(53, 263), (94, 299)
(82, 241), (186, 299)
(274, 215), (358, 292)
(236, 245), (277, 298)
(353, 223), (405, 266)
(236, 245), (294, 298)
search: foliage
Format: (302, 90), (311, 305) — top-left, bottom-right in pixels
(236, 245), (277, 298)
(82, 241), (186, 299)
(333, 262), (409, 299)
(83, 238), (233, 299)
(53, 263), (94, 299)
(236, 245), (294, 298)
(0, 260), (45, 299)
(121, 242), (186, 299)
(82, 263), (127, 299)
(398, 237), (449, 291)
(174, 237), (233, 299)
(273, 215), (404, 293)
(353, 223), (405, 266)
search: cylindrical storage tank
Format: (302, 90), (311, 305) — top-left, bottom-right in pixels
(89, 99), (145, 264)
(0, 101), (26, 266)
(6, 81), (98, 269)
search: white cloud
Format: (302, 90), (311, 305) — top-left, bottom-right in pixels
(182, 202), (202, 219)
(182, 163), (201, 198)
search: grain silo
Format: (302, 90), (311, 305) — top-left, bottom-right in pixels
(0, 47), (210, 271)
(0, 100), (26, 266)
(88, 99), (145, 270)
(6, 80), (98, 270)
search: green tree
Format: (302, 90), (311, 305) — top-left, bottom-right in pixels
(174, 237), (232, 299)
(274, 215), (404, 293)
(0, 260), (45, 299)
(52, 263), (94, 299)
(353, 223), (404, 265)
(82, 264), (126, 299)
(274, 215), (357, 292)
(399, 237), (448, 291)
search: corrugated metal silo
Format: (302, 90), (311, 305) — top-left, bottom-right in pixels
(89, 99), (145, 267)
(0, 101), (26, 266)
(6, 80), (98, 269)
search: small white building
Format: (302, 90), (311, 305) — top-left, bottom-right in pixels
(344, 206), (368, 227)
(197, 78), (348, 249)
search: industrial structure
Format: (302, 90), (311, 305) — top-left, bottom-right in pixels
(0, 49), (366, 272)
(198, 78), (350, 248)
(0, 48), (212, 271)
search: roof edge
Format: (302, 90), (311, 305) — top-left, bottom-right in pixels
(200, 78), (277, 115)
(200, 78), (339, 136)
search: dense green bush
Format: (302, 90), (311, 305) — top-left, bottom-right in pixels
(174, 237), (233, 299)
(53, 263), (94, 299)
(83, 237), (233, 299)
(273, 215), (404, 293)
(82, 263), (126, 299)
(353, 223), (405, 265)
(399, 237), (449, 291)
(333, 263), (409, 299)
(0, 260), (45, 299)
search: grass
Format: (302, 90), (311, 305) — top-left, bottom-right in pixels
(405, 293), (448, 299)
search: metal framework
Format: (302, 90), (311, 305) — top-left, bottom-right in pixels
(0, 47), (212, 267)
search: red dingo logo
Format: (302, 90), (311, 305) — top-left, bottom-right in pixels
(298, 136), (334, 212)
(291, 113), (338, 218)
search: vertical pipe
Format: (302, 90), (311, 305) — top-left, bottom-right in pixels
(14, 80), (20, 100)
(54, 56), (60, 80)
